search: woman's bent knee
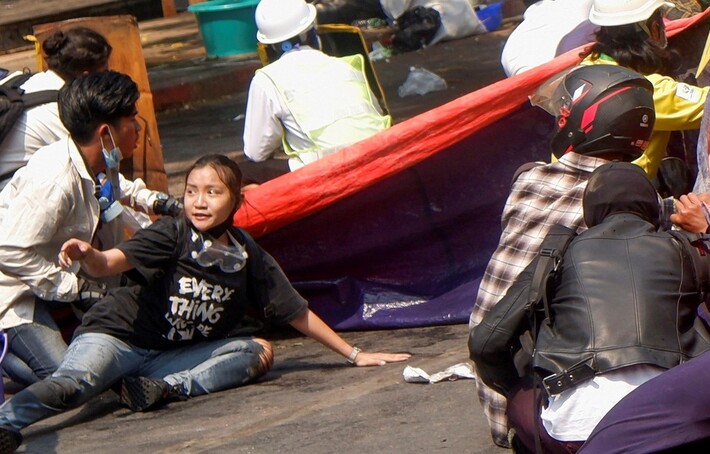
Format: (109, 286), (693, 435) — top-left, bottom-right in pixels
(253, 338), (274, 378)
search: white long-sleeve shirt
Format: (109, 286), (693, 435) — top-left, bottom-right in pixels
(242, 47), (388, 170)
(0, 70), (66, 188)
(501, 0), (596, 77)
(242, 48), (324, 166)
(0, 138), (98, 328)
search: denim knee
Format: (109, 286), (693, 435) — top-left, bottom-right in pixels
(23, 375), (90, 411)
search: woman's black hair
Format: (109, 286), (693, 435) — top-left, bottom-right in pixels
(58, 70), (139, 144)
(42, 27), (112, 81)
(582, 11), (680, 76)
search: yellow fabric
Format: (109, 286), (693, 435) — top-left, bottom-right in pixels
(259, 51), (391, 162)
(257, 24), (389, 115)
(580, 55), (708, 177)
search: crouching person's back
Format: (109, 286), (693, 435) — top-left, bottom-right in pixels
(471, 162), (710, 453)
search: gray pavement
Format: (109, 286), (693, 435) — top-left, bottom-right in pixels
(19, 324), (507, 453)
(0, 9), (516, 453)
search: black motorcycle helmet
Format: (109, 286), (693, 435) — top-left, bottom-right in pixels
(531, 64), (655, 160)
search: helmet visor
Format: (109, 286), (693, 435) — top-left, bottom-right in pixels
(529, 68), (575, 116)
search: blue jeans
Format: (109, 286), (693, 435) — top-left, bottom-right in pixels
(4, 303), (67, 386)
(0, 333), (267, 431)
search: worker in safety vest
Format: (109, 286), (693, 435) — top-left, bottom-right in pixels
(241, 0), (391, 186)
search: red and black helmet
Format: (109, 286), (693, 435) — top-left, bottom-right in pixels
(532, 64), (655, 160)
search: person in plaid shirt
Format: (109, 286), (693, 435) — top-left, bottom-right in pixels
(469, 64), (657, 448)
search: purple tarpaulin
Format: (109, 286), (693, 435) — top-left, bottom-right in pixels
(259, 105), (552, 329)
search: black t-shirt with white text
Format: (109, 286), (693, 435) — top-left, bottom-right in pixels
(77, 217), (307, 350)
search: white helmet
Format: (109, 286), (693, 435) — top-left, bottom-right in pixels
(590, 0), (674, 26)
(255, 0), (317, 45)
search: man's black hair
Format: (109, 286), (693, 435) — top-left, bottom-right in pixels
(58, 70), (139, 144)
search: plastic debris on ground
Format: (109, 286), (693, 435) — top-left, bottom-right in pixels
(398, 66), (447, 97)
(403, 362), (475, 384)
(352, 17), (390, 29)
(369, 42), (393, 61)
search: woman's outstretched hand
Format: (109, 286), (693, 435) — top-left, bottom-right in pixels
(58, 239), (93, 268)
(287, 310), (412, 367)
(352, 351), (411, 367)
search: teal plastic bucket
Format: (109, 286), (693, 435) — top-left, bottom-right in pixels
(188, 0), (260, 57)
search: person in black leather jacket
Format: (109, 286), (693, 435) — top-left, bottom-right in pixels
(470, 162), (710, 453)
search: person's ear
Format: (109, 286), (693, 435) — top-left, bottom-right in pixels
(96, 124), (110, 147)
(651, 21), (661, 42)
(650, 15), (667, 47)
(100, 122), (113, 135)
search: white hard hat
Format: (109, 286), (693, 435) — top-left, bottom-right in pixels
(255, 0), (317, 45)
(590, 0), (674, 26)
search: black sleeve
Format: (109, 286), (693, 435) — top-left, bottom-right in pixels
(116, 216), (179, 285)
(468, 257), (537, 397)
(260, 249), (308, 325)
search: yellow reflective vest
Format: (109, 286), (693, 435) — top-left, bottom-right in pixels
(257, 50), (391, 167)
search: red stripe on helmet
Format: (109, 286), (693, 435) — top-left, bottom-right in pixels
(580, 86), (633, 133)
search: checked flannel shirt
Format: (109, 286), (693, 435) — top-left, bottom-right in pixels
(469, 152), (608, 447)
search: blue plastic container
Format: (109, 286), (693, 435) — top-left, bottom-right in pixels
(476, 1), (503, 32)
(188, 0), (260, 57)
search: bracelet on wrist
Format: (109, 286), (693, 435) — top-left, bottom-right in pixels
(347, 346), (361, 364)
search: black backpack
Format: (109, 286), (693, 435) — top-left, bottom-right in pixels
(0, 71), (59, 149)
